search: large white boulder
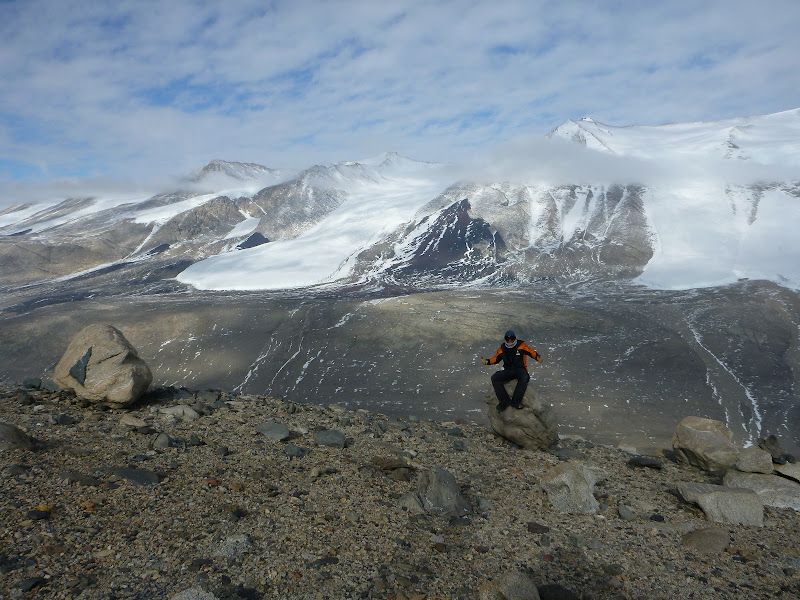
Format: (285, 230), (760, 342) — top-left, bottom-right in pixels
(54, 324), (152, 408)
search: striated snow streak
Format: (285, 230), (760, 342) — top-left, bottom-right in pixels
(687, 323), (762, 441)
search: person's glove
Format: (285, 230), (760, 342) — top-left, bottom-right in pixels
(481, 357), (490, 365)
(536, 353), (543, 362)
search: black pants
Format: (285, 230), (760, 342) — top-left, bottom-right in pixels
(491, 368), (530, 407)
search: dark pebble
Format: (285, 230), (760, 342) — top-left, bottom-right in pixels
(650, 514), (665, 522)
(628, 456), (664, 469)
(527, 521), (551, 534)
(19, 576), (45, 592)
(114, 467), (160, 487)
(17, 392), (35, 406)
(26, 509), (50, 520)
(538, 583), (580, 600)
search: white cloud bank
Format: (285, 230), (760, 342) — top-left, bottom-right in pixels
(1, 0), (799, 193)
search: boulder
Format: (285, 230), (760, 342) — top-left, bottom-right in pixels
(53, 324), (152, 408)
(486, 383), (557, 450)
(735, 446), (774, 474)
(672, 416), (738, 472)
(724, 470), (800, 510)
(540, 461), (603, 514)
(0, 421), (35, 451)
(416, 467), (471, 516)
(479, 570), (540, 600)
(676, 482), (763, 526)
(774, 462), (800, 484)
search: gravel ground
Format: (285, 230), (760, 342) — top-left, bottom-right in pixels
(1, 385), (799, 600)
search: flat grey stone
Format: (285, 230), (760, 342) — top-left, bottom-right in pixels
(682, 528), (730, 554)
(724, 470), (800, 510)
(0, 421), (35, 451)
(114, 467), (160, 487)
(314, 429), (346, 448)
(676, 482), (763, 526)
(256, 421), (290, 441)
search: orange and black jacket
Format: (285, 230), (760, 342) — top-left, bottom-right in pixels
(488, 340), (540, 371)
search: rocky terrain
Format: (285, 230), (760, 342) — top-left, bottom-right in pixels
(2, 383), (800, 600)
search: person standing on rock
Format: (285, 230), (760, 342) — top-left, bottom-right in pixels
(481, 330), (543, 411)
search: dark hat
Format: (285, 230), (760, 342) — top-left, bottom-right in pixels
(504, 330), (516, 339)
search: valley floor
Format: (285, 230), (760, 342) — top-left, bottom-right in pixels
(1, 385), (799, 599)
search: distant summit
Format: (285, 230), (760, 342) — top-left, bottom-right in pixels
(189, 160), (284, 183)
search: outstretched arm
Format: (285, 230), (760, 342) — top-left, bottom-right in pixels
(481, 347), (503, 365)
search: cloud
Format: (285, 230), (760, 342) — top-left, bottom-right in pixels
(1, 0), (799, 194)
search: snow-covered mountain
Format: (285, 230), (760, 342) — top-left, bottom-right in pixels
(2, 111), (799, 292)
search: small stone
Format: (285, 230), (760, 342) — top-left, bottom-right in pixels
(284, 443), (309, 458)
(215, 446), (230, 456)
(114, 467), (160, 487)
(527, 522), (550, 534)
(17, 391), (35, 406)
(314, 429), (346, 448)
(618, 504), (636, 520)
(682, 528), (730, 554)
(120, 415), (147, 428)
(256, 422), (291, 441)
(19, 576), (45, 592)
(0, 422), (35, 451)
(153, 433), (172, 449)
(161, 405), (199, 420)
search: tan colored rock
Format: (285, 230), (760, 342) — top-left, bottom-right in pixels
(672, 416), (738, 472)
(54, 324), (152, 408)
(486, 383), (557, 450)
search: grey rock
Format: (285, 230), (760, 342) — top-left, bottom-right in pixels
(211, 534), (252, 558)
(398, 492), (425, 515)
(724, 470), (800, 510)
(22, 378), (41, 389)
(672, 416), (738, 472)
(49, 413), (76, 425)
(170, 588), (219, 600)
(53, 324), (152, 407)
(758, 434), (788, 460)
(114, 467), (160, 487)
(284, 443), (309, 458)
(416, 467), (471, 516)
(676, 482), (763, 526)
(61, 470), (101, 487)
(618, 504), (636, 520)
(682, 527), (730, 554)
(17, 391), (34, 406)
(479, 569), (540, 600)
(153, 433), (172, 449)
(160, 405), (199, 420)
(195, 390), (221, 403)
(774, 462), (800, 484)
(0, 421), (35, 451)
(541, 461), (603, 514)
(314, 429), (346, 448)
(256, 421), (290, 441)
(486, 384), (557, 450)
(736, 446), (774, 474)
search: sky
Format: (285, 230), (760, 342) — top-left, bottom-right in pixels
(1, 0), (800, 190)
